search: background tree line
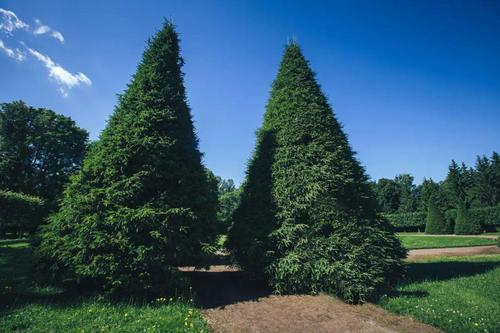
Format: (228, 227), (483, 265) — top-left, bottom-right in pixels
(372, 153), (500, 215)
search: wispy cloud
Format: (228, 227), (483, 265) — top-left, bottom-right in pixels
(1, 8), (90, 97)
(0, 8), (29, 35)
(25, 46), (91, 97)
(0, 39), (25, 61)
(34, 19), (64, 43)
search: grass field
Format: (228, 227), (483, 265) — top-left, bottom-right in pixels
(0, 239), (210, 333)
(397, 234), (497, 250)
(380, 255), (500, 333)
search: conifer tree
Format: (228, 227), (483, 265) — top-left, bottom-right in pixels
(454, 203), (481, 235)
(36, 22), (217, 294)
(228, 43), (405, 303)
(424, 198), (449, 234)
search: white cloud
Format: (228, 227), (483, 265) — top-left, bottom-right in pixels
(0, 39), (25, 61)
(34, 18), (64, 43)
(26, 46), (91, 96)
(0, 8), (29, 35)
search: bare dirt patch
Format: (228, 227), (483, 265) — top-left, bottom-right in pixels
(182, 266), (441, 333)
(202, 294), (441, 333)
(407, 245), (500, 260)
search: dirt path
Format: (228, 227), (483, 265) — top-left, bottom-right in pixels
(407, 245), (500, 260)
(182, 267), (441, 333)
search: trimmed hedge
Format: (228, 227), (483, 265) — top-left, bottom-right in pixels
(425, 200), (451, 234)
(454, 204), (481, 235)
(382, 212), (426, 232)
(386, 206), (500, 232)
(0, 190), (44, 236)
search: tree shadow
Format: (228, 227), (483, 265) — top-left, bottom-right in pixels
(184, 270), (271, 309)
(403, 260), (500, 284)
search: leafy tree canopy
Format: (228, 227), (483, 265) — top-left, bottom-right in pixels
(0, 101), (88, 211)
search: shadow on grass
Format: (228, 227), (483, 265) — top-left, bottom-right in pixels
(0, 239), (266, 315)
(0, 243), (81, 317)
(0, 241), (190, 318)
(403, 260), (500, 284)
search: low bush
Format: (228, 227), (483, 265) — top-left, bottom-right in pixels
(454, 204), (481, 235)
(382, 212), (426, 232)
(424, 200), (451, 234)
(0, 190), (44, 236)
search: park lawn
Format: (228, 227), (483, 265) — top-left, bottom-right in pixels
(380, 255), (500, 333)
(397, 234), (497, 250)
(0, 239), (210, 333)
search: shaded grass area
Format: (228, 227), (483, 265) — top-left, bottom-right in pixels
(380, 255), (500, 333)
(0, 239), (210, 333)
(397, 234), (497, 249)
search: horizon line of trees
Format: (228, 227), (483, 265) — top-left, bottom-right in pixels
(372, 152), (500, 215)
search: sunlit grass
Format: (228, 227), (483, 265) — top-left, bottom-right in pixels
(380, 255), (500, 333)
(397, 234), (497, 250)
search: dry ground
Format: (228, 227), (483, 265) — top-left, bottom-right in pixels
(180, 245), (500, 333)
(181, 266), (441, 333)
(202, 294), (441, 333)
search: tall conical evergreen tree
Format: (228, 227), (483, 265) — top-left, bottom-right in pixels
(36, 22), (217, 294)
(425, 198), (449, 234)
(228, 43), (406, 303)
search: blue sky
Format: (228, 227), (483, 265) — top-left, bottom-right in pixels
(1, 1), (499, 185)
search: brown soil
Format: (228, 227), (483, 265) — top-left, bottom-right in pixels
(407, 245), (500, 260)
(182, 267), (442, 333)
(180, 245), (500, 332)
(202, 294), (441, 333)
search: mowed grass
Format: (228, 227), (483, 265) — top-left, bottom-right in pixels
(397, 234), (497, 250)
(0, 239), (210, 333)
(380, 255), (500, 333)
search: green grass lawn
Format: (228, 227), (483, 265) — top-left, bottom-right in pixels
(0, 239), (210, 333)
(397, 234), (497, 250)
(380, 255), (500, 333)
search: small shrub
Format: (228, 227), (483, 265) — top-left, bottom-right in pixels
(0, 190), (44, 236)
(382, 212), (426, 231)
(424, 199), (450, 234)
(454, 204), (481, 235)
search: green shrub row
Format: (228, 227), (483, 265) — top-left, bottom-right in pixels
(382, 212), (426, 231)
(385, 206), (500, 232)
(0, 190), (44, 236)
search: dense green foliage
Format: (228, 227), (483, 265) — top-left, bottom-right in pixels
(386, 205), (500, 232)
(383, 211), (426, 231)
(214, 177), (241, 234)
(36, 22), (217, 294)
(454, 204), (481, 235)
(0, 239), (209, 333)
(372, 174), (417, 214)
(0, 190), (44, 236)
(380, 255), (500, 333)
(373, 152), (500, 215)
(397, 234), (496, 250)
(0, 101), (88, 212)
(228, 43), (405, 303)
(424, 199), (450, 234)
